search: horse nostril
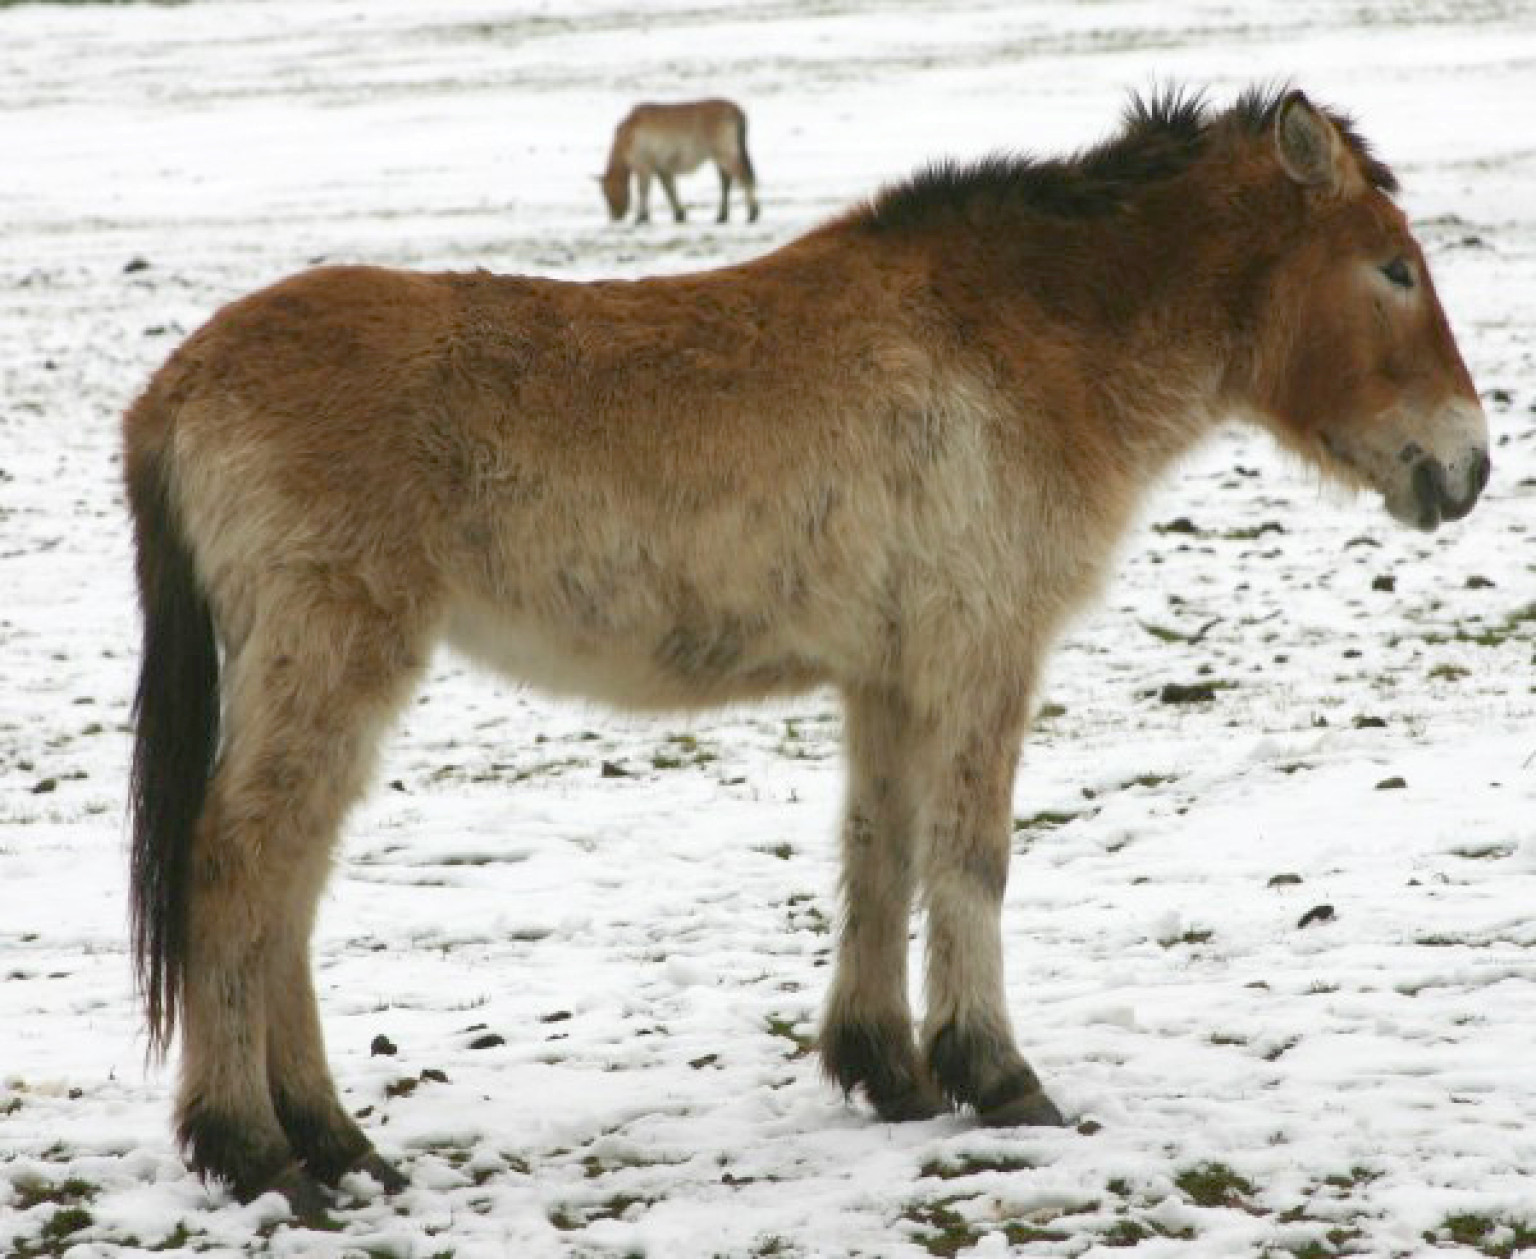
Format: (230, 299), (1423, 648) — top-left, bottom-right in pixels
(1412, 458), (1446, 513)
(1473, 449), (1492, 494)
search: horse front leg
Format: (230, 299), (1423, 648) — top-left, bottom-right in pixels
(633, 171), (653, 224)
(658, 171), (686, 222)
(820, 685), (940, 1121)
(917, 693), (1065, 1127)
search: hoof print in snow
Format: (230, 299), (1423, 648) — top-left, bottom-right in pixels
(370, 1034), (398, 1057)
(1297, 904), (1336, 929)
(1371, 574), (1396, 591)
(468, 1032), (506, 1050)
(1376, 776), (1407, 790)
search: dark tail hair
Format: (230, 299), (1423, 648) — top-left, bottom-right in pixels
(736, 111), (756, 185)
(126, 433), (219, 1060)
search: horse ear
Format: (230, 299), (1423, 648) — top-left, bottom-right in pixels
(1274, 90), (1345, 193)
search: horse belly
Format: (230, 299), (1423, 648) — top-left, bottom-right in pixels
(441, 582), (837, 712)
(631, 131), (711, 176)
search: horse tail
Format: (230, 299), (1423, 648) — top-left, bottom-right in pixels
(735, 108), (756, 185)
(124, 379), (219, 1061)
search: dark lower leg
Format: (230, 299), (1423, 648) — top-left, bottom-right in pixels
(267, 924), (405, 1190)
(260, 725), (410, 1191)
(821, 686), (938, 1120)
(918, 701), (1065, 1127)
(176, 928), (303, 1202)
(659, 172), (685, 222)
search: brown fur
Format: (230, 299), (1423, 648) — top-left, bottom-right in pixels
(601, 98), (759, 224)
(126, 86), (1487, 1211)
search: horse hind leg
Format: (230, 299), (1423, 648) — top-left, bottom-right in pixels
(267, 899), (406, 1192)
(178, 589), (429, 1210)
(716, 166), (732, 223)
(733, 152), (759, 222)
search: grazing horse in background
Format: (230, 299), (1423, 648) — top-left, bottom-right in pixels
(600, 98), (759, 224)
(125, 86), (1488, 1218)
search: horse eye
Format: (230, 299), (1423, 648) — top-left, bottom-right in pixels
(1380, 257), (1415, 289)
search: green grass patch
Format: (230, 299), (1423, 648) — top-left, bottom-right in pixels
(145, 1223), (199, 1252)
(785, 891), (831, 935)
(918, 1152), (1039, 1180)
(1322, 1166), (1381, 1191)
(1175, 1161), (1257, 1208)
(902, 1198), (1072, 1256)
(1098, 1216), (1195, 1246)
(652, 733), (719, 770)
(1013, 809), (1082, 832)
(13, 1177), (96, 1211)
(765, 1014), (815, 1059)
(1425, 1212), (1536, 1256)
(1405, 602), (1536, 649)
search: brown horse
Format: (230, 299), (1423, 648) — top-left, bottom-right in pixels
(600, 98), (759, 224)
(126, 87), (1488, 1216)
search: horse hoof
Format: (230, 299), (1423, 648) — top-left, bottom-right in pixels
(873, 1084), (945, 1123)
(978, 1089), (1067, 1129)
(350, 1149), (409, 1194)
(263, 1162), (334, 1227)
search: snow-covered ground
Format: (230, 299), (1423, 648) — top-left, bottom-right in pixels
(3, 2), (1535, 1255)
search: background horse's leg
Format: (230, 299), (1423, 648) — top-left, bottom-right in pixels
(915, 692), (1064, 1127)
(820, 685), (938, 1120)
(716, 166), (732, 222)
(633, 171), (653, 224)
(735, 157), (759, 222)
(658, 171), (686, 222)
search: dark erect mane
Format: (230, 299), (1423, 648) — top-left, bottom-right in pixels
(857, 84), (1399, 233)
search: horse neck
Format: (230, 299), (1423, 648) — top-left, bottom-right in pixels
(971, 176), (1281, 464)
(604, 143), (630, 180)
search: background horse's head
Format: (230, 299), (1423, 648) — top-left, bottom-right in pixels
(599, 166), (630, 221)
(1244, 92), (1488, 531)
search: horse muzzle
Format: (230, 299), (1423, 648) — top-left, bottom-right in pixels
(1355, 398), (1492, 533)
(1408, 447), (1490, 531)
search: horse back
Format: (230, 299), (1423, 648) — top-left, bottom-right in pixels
(618, 98), (749, 176)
